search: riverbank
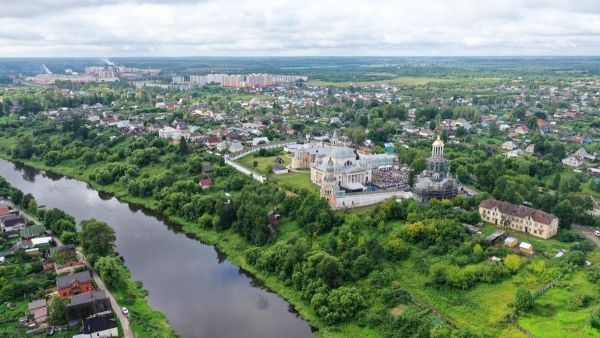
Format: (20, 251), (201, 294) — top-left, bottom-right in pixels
(0, 155), (345, 336)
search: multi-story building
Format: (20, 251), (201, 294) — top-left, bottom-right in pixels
(172, 76), (185, 84)
(412, 133), (458, 205)
(358, 153), (398, 169)
(479, 199), (559, 239)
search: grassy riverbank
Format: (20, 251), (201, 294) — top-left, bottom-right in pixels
(0, 154), (343, 336)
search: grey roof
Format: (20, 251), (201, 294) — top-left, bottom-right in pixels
(50, 244), (75, 255)
(330, 146), (355, 158)
(71, 290), (107, 305)
(56, 271), (92, 289)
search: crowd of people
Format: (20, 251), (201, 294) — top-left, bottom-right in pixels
(370, 167), (411, 191)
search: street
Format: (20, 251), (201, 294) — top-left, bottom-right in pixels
(9, 203), (133, 338)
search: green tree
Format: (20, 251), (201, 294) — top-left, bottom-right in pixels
(551, 173), (561, 190)
(589, 307), (600, 328)
(515, 287), (533, 310)
(505, 254), (521, 273)
(253, 160), (258, 168)
(179, 137), (188, 155)
(371, 146), (385, 154)
(44, 151), (62, 166)
(28, 198), (38, 215)
(48, 296), (67, 325)
(386, 238), (411, 261)
(95, 256), (126, 290)
(552, 200), (575, 229)
(80, 219), (117, 257)
(456, 165), (470, 184)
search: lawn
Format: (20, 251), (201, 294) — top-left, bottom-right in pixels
(307, 77), (454, 87)
(237, 153), (291, 175)
(481, 222), (571, 252)
(518, 269), (600, 337)
(272, 170), (319, 194)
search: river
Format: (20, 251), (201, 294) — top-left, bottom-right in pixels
(0, 159), (314, 338)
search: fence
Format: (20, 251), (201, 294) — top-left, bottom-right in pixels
(226, 139), (302, 161)
(506, 268), (572, 337)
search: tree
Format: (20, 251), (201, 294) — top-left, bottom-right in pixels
(371, 146), (385, 154)
(504, 254), (521, 273)
(80, 219), (116, 257)
(48, 296), (67, 325)
(178, 137), (188, 155)
(515, 287), (533, 310)
(552, 200), (576, 229)
(44, 151), (62, 166)
(589, 307), (600, 328)
(95, 256), (126, 290)
(28, 198), (38, 215)
(253, 160), (258, 168)
(386, 238), (411, 261)
(551, 173), (561, 190)
(456, 165), (470, 184)
(525, 115), (538, 131)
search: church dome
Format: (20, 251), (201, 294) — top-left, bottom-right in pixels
(330, 146), (355, 159)
(432, 138), (444, 147)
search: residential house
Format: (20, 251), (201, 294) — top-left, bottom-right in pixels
(206, 137), (220, 149)
(574, 147), (596, 162)
(229, 142), (244, 153)
(199, 179), (212, 189)
(525, 144), (535, 153)
(418, 129), (433, 138)
(515, 126), (530, 134)
(501, 141), (519, 150)
(201, 165), (212, 174)
(66, 291), (111, 322)
(28, 299), (46, 315)
(82, 313), (119, 337)
(19, 225), (46, 240)
(57, 271), (94, 298)
(216, 141), (228, 152)
(1, 215), (27, 238)
(252, 137), (270, 146)
(562, 155), (584, 167)
(479, 199), (559, 239)
(49, 244), (76, 257)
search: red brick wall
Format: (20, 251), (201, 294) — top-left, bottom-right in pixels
(59, 281), (94, 299)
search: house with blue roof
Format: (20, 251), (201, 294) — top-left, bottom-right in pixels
(584, 136), (594, 143)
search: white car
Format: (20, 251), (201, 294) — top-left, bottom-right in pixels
(122, 307), (129, 315)
(594, 230), (600, 237)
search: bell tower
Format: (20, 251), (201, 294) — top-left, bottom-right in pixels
(320, 156), (338, 210)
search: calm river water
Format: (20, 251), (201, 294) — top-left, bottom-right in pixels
(0, 158), (314, 338)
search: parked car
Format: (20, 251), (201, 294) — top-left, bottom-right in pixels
(594, 230), (600, 237)
(122, 307), (129, 315)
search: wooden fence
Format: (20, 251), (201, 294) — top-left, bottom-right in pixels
(506, 268), (572, 337)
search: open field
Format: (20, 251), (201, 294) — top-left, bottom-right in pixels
(272, 170), (318, 193)
(237, 153), (291, 175)
(307, 76), (455, 87)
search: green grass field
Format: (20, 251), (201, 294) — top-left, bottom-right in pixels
(237, 153), (291, 174)
(272, 170), (319, 193)
(307, 76), (454, 87)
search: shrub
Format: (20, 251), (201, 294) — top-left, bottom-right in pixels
(590, 307), (600, 328)
(386, 238), (410, 261)
(515, 287), (533, 310)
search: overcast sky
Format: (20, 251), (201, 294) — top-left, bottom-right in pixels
(2, 0), (600, 57)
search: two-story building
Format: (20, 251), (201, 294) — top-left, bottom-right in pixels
(479, 199), (559, 239)
(57, 271), (94, 298)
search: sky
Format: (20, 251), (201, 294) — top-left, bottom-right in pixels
(1, 0), (600, 57)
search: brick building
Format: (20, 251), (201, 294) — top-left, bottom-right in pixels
(57, 271), (94, 298)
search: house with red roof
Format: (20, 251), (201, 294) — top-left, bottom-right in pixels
(199, 179), (212, 189)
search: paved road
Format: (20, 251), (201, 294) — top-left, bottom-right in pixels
(571, 224), (600, 247)
(78, 252), (133, 338)
(9, 203), (133, 338)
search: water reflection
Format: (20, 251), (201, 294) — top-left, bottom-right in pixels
(0, 159), (315, 337)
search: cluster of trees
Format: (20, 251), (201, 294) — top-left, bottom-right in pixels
(89, 162), (140, 185)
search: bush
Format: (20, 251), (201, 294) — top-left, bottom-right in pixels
(557, 229), (576, 243)
(515, 287), (533, 310)
(590, 307), (600, 328)
(385, 238), (411, 261)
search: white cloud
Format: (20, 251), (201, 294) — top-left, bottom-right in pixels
(1, 0), (600, 56)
